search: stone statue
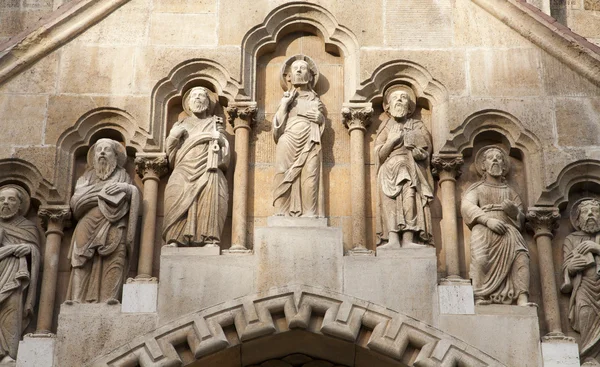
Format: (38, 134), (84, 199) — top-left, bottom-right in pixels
(461, 146), (532, 306)
(273, 55), (325, 217)
(0, 185), (40, 362)
(66, 138), (140, 304)
(163, 86), (230, 246)
(561, 198), (600, 364)
(375, 85), (434, 248)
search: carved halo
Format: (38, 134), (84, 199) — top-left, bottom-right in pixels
(0, 184), (31, 216)
(86, 138), (128, 169)
(182, 86), (218, 117)
(382, 84), (417, 115)
(475, 146), (511, 177)
(569, 197), (600, 231)
(279, 54), (320, 91)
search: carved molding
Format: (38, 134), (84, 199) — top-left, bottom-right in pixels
(135, 153), (168, 181)
(38, 205), (71, 232)
(0, 159), (56, 205)
(341, 104), (373, 133)
(249, 354), (347, 367)
(431, 153), (464, 180)
(536, 160), (600, 208)
(88, 286), (505, 367)
(226, 103), (258, 131)
(526, 207), (560, 240)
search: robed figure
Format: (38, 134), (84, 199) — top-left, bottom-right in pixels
(461, 147), (532, 306)
(0, 185), (40, 362)
(375, 85), (434, 248)
(163, 86), (230, 247)
(67, 139), (140, 304)
(561, 199), (600, 364)
(273, 55), (325, 217)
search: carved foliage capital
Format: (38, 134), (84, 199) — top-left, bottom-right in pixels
(431, 154), (464, 179)
(135, 154), (168, 180)
(226, 104), (258, 130)
(342, 104), (373, 132)
(526, 207), (560, 239)
(38, 205), (71, 231)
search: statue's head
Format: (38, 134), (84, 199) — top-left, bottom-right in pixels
(89, 138), (127, 180)
(383, 85), (416, 119)
(182, 86), (216, 117)
(290, 60), (312, 87)
(280, 55), (319, 92)
(0, 187), (23, 220)
(575, 199), (600, 234)
(478, 147), (509, 179)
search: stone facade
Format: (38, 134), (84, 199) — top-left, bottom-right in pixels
(0, 0), (598, 366)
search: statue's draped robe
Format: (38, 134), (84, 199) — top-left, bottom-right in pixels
(0, 217), (39, 359)
(461, 182), (529, 304)
(273, 90), (325, 217)
(374, 117), (434, 244)
(562, 232), (600, 360)
(67, 167), (140, 303)
(163, 116), (229, 246)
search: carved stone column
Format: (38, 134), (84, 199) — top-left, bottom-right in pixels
(224, 102), (257, 254)
(342, 103), (373, 255)
(36, 205), (70, 333)
(134, 153), (168, 280)
(526, 207), (568, 338)
(432, 153), (464, 281)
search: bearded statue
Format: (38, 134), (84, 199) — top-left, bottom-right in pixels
(561, 198), (600, 364)
(374, 85), (434, 248)
(66, 138), (141, 304)
(0, 185), (40, 362)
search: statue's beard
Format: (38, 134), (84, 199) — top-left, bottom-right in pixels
(189, 100), (208, 114)
(487, 163), (503, 177)
(389, 103), (409, 119)
(580, 217), (600, 234)
(0, 205), (18, 220)
(95, 157), (117, 181)
(291, 73), (310, 86)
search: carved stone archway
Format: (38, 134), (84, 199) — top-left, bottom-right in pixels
(89, 286), (505, 367)
(536, 159), (600, 208)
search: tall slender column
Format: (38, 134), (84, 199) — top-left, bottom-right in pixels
(342, 103), (373, 255)
(133, 153), (168, 280)
(36, 206), (70, 334)
(431, 153), (464, 281)
(224, 102), (257, 254)
(526, 207), (567, 338)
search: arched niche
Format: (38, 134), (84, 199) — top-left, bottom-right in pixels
(241, 2), (360, 102)
(0, 159), (55, 207)
(149, 58), (241, 153)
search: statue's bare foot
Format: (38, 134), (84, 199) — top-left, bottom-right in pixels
(582, 357), (600, 366)
(378, 241), (401, 250)
(402, 242), (427, 249)
(516, 294), (536, 307)
(165, 242), (178, 248)
(0, 355), (15, 363)
(475, 298), (491, 306)
(106, 298), (120, 305)
(64, 300), (79, 306)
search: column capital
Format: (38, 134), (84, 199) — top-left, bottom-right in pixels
(526, 207), (560, 240)
(38, 205), (71, 233)
(226, 102), (258, 131)
(431, 153), (464, 180)
(135, 153), (168, 181)
(341, 103), (373, 133)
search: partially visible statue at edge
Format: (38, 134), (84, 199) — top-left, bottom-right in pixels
(67, 138), (140, 304)
(273, 55), (325, 217)
(0, 185), (40, 362)
(163, 86), (230, 247)
(461, 146), (533, 306)
(375, 85), (434, 248)
(561, 198), (600, 365)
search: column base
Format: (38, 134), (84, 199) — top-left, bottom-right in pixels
(541, 333), (579, 367)
(222, 245), (253, 254)
(346, 247), (374, 256)
(122, 278), (158, 313)
(438, 280), (475, 315)
(16, 333), (55, 367)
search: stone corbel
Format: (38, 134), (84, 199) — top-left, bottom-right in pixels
(342, 103), (374, 255)
(431, 153), (465, 282)
(224, 102), (257, 254)
(133, 153), (168, 281)
(36, 205), (71, 334)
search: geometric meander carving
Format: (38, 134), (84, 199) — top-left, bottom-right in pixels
(89, 286), (505, 367)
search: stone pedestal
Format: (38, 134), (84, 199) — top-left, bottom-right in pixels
(16, 334), (55, 367)
(157, 246), (254, 323)
(541, 337), (580, 367)
(254, 218), (343, 293)
(439, 305), (542, 367)
(438, 280), (475, 315)
(344, 247), (438, 323)
(122, 280), (158, 313)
